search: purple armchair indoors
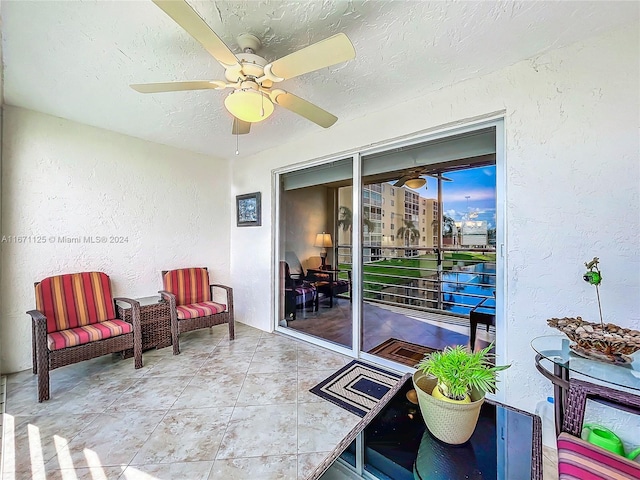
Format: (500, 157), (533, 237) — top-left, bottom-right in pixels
(280, 261), (318, 320)
(302, 254), (351, 308)
(160, 267), (234, 354)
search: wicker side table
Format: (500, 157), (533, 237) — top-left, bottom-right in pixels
(117, 295), (172, 354)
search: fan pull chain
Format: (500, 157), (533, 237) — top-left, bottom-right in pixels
(261, 92), (265, 117)
(235, 125), (239, 155)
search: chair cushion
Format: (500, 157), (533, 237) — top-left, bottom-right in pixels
(557, 432), (640, 479)
(177, 301), (226, 320)
(163, 268), (211, 306)
(35, 272), (116, 333)
(47, 319), (132, 350)
(294, 284), (316, 306)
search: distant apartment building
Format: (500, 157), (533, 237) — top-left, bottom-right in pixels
(338, 183), (439, 261)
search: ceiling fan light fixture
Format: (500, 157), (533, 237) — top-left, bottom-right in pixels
(224, 89), (274, 123)
(404, 178), (427, 189)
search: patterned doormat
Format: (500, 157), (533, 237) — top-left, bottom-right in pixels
(368, 338), (438, 367)
(310, 360), (402, 417)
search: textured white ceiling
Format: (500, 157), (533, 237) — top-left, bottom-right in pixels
(1, 1), (636, 159)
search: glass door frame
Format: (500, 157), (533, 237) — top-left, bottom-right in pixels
(272, 115), (506, 400)
(272, 153), (359, 359)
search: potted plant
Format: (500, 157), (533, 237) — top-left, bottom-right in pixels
(412, 344), (510, 444)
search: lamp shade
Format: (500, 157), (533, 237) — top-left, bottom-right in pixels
(405, 177), (427, 189)
(314, 233), (333, 248)
(224, 89), (274, 123)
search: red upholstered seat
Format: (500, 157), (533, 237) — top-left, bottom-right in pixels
(176, 301), (226, 320)
(35, 271), (116, 332)
(559, 379), (640, 480)
(160, 267), (234, 355)
(557, 432), (640, 479)
(47, 319), (133, 350)
(29, 271), (142, 402)
(162, 268), (211, 306)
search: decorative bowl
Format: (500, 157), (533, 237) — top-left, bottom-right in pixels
(547, 317), (640, 364)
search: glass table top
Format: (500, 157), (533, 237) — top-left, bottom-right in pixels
(531, 335), (640, 392)
(115, 295), (163, 308)
(339, 377), (540, 480)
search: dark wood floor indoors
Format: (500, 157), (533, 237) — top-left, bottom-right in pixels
(286, 296), (493, 355)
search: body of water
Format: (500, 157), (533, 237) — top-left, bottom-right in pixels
(442, 263), (496, 315)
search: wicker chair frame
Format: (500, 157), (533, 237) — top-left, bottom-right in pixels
(27, 296), (142, 402)
(159, 268), (234, 355)
(562, 378), (640, 437)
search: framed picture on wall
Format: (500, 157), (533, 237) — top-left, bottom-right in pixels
(236, 192), (261, 227)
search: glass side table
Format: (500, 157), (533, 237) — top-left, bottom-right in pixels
(531, 335), (640, 434)
(332, 375), (542, 480)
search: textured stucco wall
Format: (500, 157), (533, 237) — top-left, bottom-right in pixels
(230, 22), (640, 419)
(0, 106), (230, 373)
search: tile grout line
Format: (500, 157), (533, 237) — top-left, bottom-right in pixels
(208, 332), (261, 474)
(124, 334), (228, 475)
(4, 327), (350, 478)
(0, 376), (6, 477)
(296, 342), (301, 480)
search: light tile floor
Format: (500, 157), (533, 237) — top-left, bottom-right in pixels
(1, 322), (559, 480)
(1, 323), (361, 480)
(543, 445), (559, 480)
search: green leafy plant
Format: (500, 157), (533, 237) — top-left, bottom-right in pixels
(415, 344), (510, 401)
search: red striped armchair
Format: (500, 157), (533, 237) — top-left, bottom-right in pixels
(558, 379), (640, 479)
(160, 267), (234, 354)
(27, 272), (142, 402)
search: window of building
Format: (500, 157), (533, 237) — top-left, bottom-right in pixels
(391, 235), (394, 241)
(391, 188), (395, 196)
(391, 200), (394, 206)
(391, 224), (394, 230)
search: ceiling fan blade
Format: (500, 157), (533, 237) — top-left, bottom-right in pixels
(425, 173), (453, 182)
(271, 91), (337, 128)
(394, 176), (411, 187)
(267, 33), (355, 81)
(232, 118), (251, 135)
(130, 80), (225, 93)
(152, 0), (240, 68)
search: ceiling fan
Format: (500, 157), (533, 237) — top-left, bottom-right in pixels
(130, 0), (356, 135)
(394, 169), (453, 189)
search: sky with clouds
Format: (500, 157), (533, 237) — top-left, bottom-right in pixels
(412, 165), (496, 228)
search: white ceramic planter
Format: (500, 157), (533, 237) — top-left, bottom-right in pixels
(412, 370), (484, 444)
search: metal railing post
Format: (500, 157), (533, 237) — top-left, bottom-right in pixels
(436, 248), (443, 311)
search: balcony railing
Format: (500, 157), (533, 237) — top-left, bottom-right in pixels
(336, 245), (496, 317)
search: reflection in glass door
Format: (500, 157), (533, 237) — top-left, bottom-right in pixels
(359, 128), (498, 367)
(274, 121), (504, 373)
(277, 158), (353, 349)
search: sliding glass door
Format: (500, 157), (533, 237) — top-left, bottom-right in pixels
(359, 128), (498, 366)
(276, 157), (353, 349)
(274, 120), (503, 373)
